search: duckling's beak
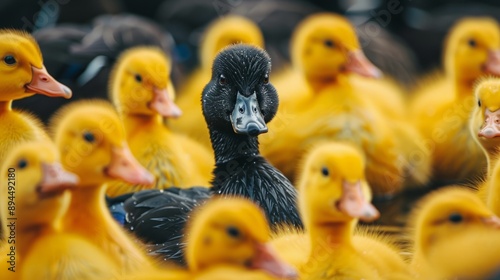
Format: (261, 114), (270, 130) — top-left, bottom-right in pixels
(149, 87), (182, 118)
(105, 144), (155, 186)
(250, 243), (298, 280)
(345, 50), (383, 79)
(336, 180), (380, 222)
(230, 91), (268, 136)
(478, 109), (500, 139)
(37, 162), (79, 198)
(26, 66), (72, 99)
(481, 215), (500, 229)
(484, 50), (500, 76)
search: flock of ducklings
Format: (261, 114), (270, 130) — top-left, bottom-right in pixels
(1, 11), (500, 280)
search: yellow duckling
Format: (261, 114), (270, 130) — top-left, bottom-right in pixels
(261, 13), (426, 195)
(107, 47), (214, 196)
(0, 141), (118, 280)
(171, 15), (264, 149)
(0, 30), (72, 163)
(409, 187), (500, 279)
(273, 142), (411, 279)
(410, 17), (500, 183)
(122, 198), (298, 280)
(50, 100), (156, 273)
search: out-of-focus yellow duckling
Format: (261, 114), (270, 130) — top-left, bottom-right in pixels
(122, 198), (298, 280)
(0, 30), (72, 163)
(261, 13), (428, 195)
(108, 47), (214, 196)
(171, 15), (264, 150)
(410, 18), (500, 183)
(273, 142), (411, 279)
(50, 100), (156, 273)
(409, 187), (500, 279)
(0, 141), (118, 280)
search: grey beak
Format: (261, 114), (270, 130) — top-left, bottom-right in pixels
(230, 91), (268, 136)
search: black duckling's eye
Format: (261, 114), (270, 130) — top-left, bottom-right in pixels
(3, 55), (16, 65)
(263, 74), (269, 85)
(321, 166), (329, 177)
(83, 131), (95, 143)
(324, 39), (335, 48)
(226, 226), (241, 239)
(448, 213), (463, 224)
(478, 99), (482, 107)
(134, 74), (142, 83)
(219, 74), (227, 86)
(468, 38), (477, 48)
(17, 158), (28, 169)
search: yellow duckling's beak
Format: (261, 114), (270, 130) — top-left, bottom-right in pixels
(249, 242), (298, 279)
(478, 108), (500, 139)
(336, 179), (380, 222)
(25, 66), (72, 99)
(149, 86), (182, 118)
(482, 215), (500, 228)
(37, 162), (79, 199)
(105, 143), (155, 186)
(484, 50), (500, 76)
(345, 50), (383, 79)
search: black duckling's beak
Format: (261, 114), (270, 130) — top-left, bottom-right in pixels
(230, 91), (268, 136)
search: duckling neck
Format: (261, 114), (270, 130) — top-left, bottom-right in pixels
(308, 220), (356, 258)
(63, 185), (110, 232)
(209, 129), (260, 164)
(305, 73), (349, 92)
(0, 101), (12, 114)
(453, 78), (475, 99)
(17, 224), (58, 258)
(121, 113), (164, 130)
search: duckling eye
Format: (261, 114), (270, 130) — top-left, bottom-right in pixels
(321, 166), (329, 177)
(478, 99), (482, 107)
(324, 39), (335, 48)
(226, 226), (241, 238)
(17, 158), (27, 169)
(83, 132), (95, 143)
(448, 213), (463, 223)
(468, 39), (477, 48)
(263, 74), (269, 85)
(134, 74), (142, 83)
(219, 74), (227, 86)
(3, 55), (16, 65)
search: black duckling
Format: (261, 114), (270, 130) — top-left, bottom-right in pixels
(121, 44), (303, 264)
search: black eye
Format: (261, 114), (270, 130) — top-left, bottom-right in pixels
(219, 74), (227, 85)
(263, 74), (269, 85)
(134, 74), (142, 83)
(478, 99), (482, 107)
(226, 226), (240, 238)
(468, 39), (477, 48)
(4, 55), (16, 65)
(17, 159), (27, 169)
(83, 131), (95, 143)
(321, 166), (329, 177)
(448, 213), (463, 223)
(324, 39), (335, 48)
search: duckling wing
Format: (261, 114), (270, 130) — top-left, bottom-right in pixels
(123, 187), (210, 264)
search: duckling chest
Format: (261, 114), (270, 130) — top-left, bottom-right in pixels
(0, 112), (47, 160)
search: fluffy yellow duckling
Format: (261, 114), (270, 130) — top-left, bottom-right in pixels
(0, 30), (72, 163)
(107, 46), (214, 196)
(409, 187), (500, 279)
(50, 100), (156, 273)
(410, 17), (500, 183)
(273, 142), (411, 279)
(262, 13), (428, 195)
(171, 15), (264, 149)
(122, 198), (298, 280)
(0, 141), (118, 280)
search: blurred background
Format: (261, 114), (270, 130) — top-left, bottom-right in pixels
(1, 0), (499, 123)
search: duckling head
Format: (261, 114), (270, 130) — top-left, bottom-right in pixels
(202, 44), (278, 137)
(291, 13), (382, 84)
(410, 187), (500, 259)
(200, 15), (264, 70)
(444, 18), (500, 84)
(50, 100), (154, 187)
(186, 198), (297, 279)
(0, 141), (78, 231)
(110, 46), (181, 118)
(470, 78), (500, 152)
(297, 142), (379, 226)
(0, 29), (72, 101)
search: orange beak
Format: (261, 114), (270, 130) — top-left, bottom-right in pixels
(484, 50), (500, 76)
(481, 215), (500, 229)
(345, 50), (383, 79)
(250, 243), (298, 279)
(149, 87), (182, 118)
(105, 144), (155, 186)
(25, 66), (72, 98)
(336, 180), (380, 222)
(478, 109), (500, 139)
(38, 162), (79, 198)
